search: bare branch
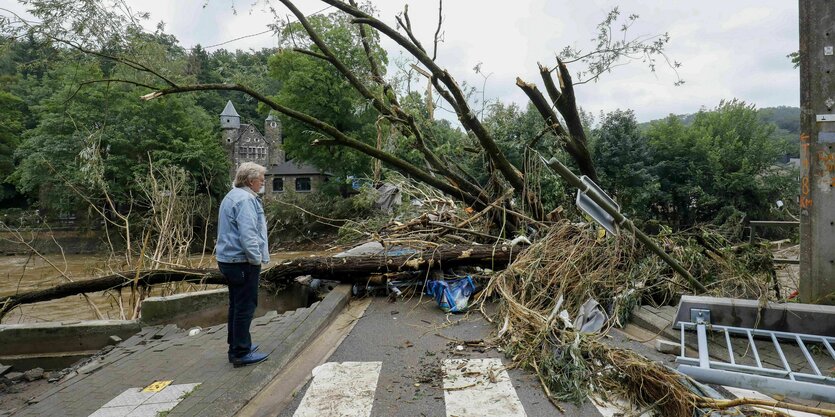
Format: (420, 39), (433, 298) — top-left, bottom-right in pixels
(432, 0), (443, 61)
(326, 1), (525, 192)
(278, 0), (490, 206)
(291, 48), (331, 62)
(516, 76), (597, 181)
(348, 0), (383, 82)
(50, 36), (179, 88)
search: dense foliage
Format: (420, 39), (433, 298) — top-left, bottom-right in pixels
(0, 37), (231, 216)
(267, 12), (384, 177)
(590, 101), (798, 228)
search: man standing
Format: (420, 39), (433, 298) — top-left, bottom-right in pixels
(216, 162), (270, 367)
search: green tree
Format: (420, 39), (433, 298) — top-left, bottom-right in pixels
(11, 52), (229, 214)
(590, 109), (658, 217)
(645, 100), (796, 226)
(267, 11), (386, 177)
(0, 91), (25, 203)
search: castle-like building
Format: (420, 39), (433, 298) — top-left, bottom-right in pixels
(220, 101), (327, 194)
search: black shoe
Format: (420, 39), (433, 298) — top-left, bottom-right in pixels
(228, 344), (259, 363)
(231, 352), (269, 368)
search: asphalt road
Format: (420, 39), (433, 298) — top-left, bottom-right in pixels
(277, 295), (604, 417)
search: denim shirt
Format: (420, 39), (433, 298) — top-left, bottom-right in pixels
(216, 187), (270, 265)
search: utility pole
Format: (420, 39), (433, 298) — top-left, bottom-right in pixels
(799, 1), (835, 304)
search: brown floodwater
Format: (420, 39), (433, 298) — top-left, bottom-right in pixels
(0, 250), (327, 324)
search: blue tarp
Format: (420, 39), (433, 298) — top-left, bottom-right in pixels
(425, 276), (476, 313)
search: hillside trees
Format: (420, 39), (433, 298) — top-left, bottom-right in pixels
(592, 101), (798, 227)
(0, 91), (25, 204)
(5, 42), (229, 215)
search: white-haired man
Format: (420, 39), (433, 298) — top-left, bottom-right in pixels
(216, 162), (270, 367)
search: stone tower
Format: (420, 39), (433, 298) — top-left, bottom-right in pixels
(264, 113), (285, 166)
(220, 100), (240, 159)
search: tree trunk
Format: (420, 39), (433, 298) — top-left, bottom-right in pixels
(0, 244), (520, 318)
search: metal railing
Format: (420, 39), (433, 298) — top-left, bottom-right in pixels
(676, 320), (835, 402)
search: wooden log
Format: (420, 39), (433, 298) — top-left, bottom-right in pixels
(0, 244), (519, 318)
(0, 269), (226, 318)
(263, 244), (515, 282)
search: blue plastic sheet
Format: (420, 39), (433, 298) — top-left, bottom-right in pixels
(425, 276), (476, 313)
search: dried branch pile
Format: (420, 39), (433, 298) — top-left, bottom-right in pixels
(482, 221), (777, 414)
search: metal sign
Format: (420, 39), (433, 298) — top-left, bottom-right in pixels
(575, 175), (620, 236)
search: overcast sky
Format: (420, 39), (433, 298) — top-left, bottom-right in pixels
(8, 1), (799, 123)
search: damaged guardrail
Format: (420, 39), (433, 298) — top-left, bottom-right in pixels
(676, 318), (835, 403)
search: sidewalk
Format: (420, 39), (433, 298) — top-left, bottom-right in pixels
(12, 286), (350, 417)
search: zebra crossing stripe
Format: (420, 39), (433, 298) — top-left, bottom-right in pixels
(721, 386), (820, 417)
(292, 361), (382, 417)
(590, 395), (652, 417)
(442, 358), (527, 417)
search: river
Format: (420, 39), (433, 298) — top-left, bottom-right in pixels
(0, 250), (325, 324)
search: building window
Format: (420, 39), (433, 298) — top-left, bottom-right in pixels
(295, 177), (311, 192)
(273, 178), (283, 193)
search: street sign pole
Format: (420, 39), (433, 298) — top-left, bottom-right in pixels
(542, 156), (707, 293)
(799, 1), (835, 304)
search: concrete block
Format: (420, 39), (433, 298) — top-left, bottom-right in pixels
(0, 320), (141, 356)
(141, 289), (229, 326)
(5, 372), (23, 382)
(655, 339), (681, 354)
(58, 370), (77, 383)
(78, 360), (104, 375)
(630, 306), (674, 335)
(673, 295), (835, 336)
(23, 368), (43, 382)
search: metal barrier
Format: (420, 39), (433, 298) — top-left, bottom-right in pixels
(676, 318), (835, 402)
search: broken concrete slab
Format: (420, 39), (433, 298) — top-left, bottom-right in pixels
(655, 339), (681, 354)
(23, 368), (43, 382)
(77, 360), (103, 375)
(5, 372), (23, 383)
(140, 288), (229, 326)
(0, 319), (141, 371)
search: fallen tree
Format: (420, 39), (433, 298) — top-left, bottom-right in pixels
(0, 243), (517, 318)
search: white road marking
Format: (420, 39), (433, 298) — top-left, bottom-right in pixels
(88, 383), (200, 417)
(722, 386), (820, 417)
(292, 361), (382, 417)
(442, 358), (526, 417)
(590, 395), (653, 417)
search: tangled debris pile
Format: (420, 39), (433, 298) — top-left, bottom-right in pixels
(341, 177), (823, 414)
(481, 221), (780, 415)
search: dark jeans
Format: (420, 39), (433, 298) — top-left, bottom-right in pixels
(218, 262), (260, 359)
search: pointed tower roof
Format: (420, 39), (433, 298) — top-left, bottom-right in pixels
(265, 113), (277, 121)
(220, 100), (240, 117)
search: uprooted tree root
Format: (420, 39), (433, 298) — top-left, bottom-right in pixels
(480, 221), (813, 415)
